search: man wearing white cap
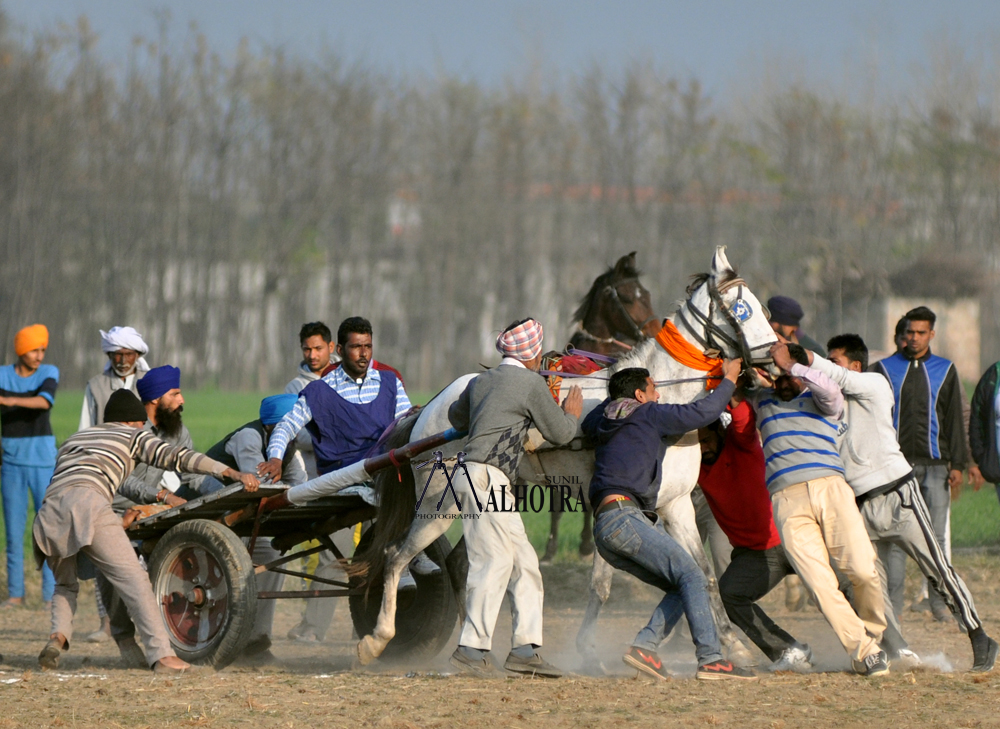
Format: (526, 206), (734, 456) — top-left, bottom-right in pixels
(446, 318), (583, 677)
(79, 327), (151, 430)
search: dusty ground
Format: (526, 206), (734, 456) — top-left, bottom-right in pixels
(2, 552), (1000, 728)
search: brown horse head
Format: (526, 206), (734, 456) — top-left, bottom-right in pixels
(569, 251), (660, 356)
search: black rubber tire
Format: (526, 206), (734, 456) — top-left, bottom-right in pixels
(349, 533), (459, 663)
(147, 519), (258, 668)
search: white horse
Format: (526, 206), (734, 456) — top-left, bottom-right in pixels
(354, 246), (777, 668)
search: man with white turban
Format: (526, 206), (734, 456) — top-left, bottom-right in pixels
(446, 318), (583, 678)
(79, 327), (151, 430)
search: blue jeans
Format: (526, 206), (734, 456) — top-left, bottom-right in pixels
(594, 504), (723, 665)
(1, 463), (55, 601)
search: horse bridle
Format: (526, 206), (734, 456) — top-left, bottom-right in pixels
(577, 279), (659, 350)
(676, 277), (774, 374)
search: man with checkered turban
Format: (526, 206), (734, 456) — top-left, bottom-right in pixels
(447, 318), (583, 677)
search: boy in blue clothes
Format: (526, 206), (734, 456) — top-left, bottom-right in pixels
(0, 324), (58, 607)
(582, 362), (756, 681)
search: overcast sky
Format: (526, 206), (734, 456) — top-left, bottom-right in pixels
(5, 1), (1000, 97)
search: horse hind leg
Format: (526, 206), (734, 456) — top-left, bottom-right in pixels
(356, 515), (452, 665)
(576, 549), (614, 657)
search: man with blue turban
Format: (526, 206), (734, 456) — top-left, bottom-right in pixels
(198, 393), (307, 663)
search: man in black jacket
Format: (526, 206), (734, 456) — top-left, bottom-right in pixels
(873, 306), (969, 621)
(970, 361), (1000, 504)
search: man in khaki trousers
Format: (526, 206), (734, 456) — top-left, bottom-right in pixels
(752, 342), (888, 676)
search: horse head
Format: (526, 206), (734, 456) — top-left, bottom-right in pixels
(681, 246), (778, 375)
(571, 251), (660, 355)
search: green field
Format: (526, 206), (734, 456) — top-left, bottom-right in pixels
(2, 388), (998, 601)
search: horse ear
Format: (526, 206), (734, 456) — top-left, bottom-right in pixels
(614, 251), (637, 276)
(711, 246), (732, 278)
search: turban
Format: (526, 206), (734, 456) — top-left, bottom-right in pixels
(14, 324), (49, 357)
(495, 318), (544, 361)
(137, 365), (181, 402)
(100, 326), (151, 374)
(259, 394), (298, 426)
(766, 296), (804, 327)
(103, 389), (148, 424)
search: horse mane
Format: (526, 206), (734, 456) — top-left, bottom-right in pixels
(608, 338), (658, 374)
(572, 258), (642, 323)
(685, 267), (740, 297)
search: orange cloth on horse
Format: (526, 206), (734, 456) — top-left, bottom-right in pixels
(654, 320), (723, 390)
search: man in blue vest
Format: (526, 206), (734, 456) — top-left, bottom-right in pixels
(260, 317), (438, 585)
(873, 306), (969, 623)
(262, 316), (412, 478)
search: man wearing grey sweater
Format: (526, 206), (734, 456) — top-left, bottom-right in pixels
(810, 334), (997, 673)
(447, 318), (582, 678)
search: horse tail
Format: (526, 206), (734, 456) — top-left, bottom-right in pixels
(348, 409), (421, 591)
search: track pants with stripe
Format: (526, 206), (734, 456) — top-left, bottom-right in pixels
(863, 476), (981, 634)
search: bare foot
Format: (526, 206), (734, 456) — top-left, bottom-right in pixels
(1, 598), (23, 609)
(153, 656), (194, 674)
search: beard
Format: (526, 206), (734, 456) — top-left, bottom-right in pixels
(112, 362), (136, 377)
(156, 403), (184, 438)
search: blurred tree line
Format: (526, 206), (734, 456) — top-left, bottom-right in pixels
(1, 13), (998, 391)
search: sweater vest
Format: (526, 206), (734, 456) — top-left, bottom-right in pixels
(301, 374), (397, 474)
(87, 371), (143, 425)
(206, 419), (267, 472)
(757, 392), (846, 494)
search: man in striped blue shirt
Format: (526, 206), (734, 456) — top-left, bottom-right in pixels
(262, 317), (412, 479)
(752, 342), (889, 677)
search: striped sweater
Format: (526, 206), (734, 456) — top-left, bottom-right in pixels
(44, 423), (228, 502)
(752, 364), (848, 495)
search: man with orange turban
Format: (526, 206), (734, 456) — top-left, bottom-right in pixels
(1, 325), (58, 607)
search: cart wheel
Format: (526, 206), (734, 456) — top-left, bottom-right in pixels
(148, 519), (258, 668)
(349, 533), (458, 662)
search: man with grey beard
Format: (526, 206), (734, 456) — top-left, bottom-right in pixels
(78, 327), (151, 430)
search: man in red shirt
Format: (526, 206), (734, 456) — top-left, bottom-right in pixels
(698, 397), (812, 672)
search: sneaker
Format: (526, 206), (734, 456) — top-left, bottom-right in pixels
(696, 659), (757, 681)
(295, 631), (320, 644)
(449, 648), (501, 678)
(38, 639), (62, 670)
(409, 551), (442, 576)
(504, 651), (564, 678)
(853, 650), (890, 677)
(117, 637), (148, 669)
(769, 645), (813, 673)
(909, 597), (931, 613)
(971, 637), (999, 673)
(397, 566), (417, 592)
(893, 648), (922, 668)
(622, 646), (671, 681)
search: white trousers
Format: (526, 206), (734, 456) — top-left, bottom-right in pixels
(458, 462), (544, 652)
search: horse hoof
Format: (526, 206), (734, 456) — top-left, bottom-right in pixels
(356, 635), (381, 666)
(578, 541), (595, 557)
(727, 642), (756, 668)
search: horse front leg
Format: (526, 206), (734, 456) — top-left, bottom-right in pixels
(356, 514), (453, 665)
(541, 509), (562, 564)
(661, 495), (755, 667)
(576, 549), (614, 657)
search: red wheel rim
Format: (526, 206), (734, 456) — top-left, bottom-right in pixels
(155, 545), (229, 650)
